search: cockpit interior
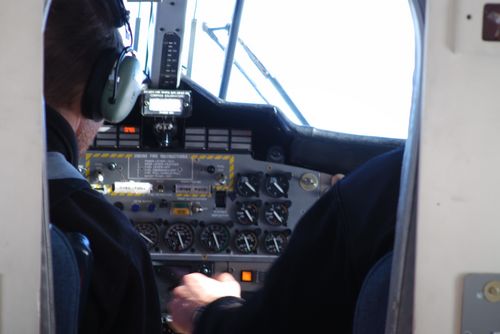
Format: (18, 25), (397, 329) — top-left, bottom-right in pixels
(9, 0), (500, 333)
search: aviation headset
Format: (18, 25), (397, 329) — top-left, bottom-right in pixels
(81, 0), (144, 123)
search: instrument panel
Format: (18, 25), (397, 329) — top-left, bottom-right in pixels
(81, 150), (330, 292)
(82, 151), (330, 263)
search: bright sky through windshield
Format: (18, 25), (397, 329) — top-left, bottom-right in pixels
(191, 0), (415, 139)
(232, 0), (416, 139)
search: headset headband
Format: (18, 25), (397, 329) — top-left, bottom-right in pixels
(102, 0), (130, 28)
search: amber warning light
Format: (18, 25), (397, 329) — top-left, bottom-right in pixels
(240, 271), (254, 283)
(123, 127), (137, 134)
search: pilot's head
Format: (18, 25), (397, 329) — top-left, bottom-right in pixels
(44, 0), (124, 154)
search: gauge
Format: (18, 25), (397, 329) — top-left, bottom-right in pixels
(234, 231), (259, 254)
(299, 173), (319, 191)
(264, 202), (290, 226)
(264, 173), (291, 198)
(164, 223), (194, 252)
(263, 231), (288, 255)
(200, 223), (230, 253)
(133, 222), (159, 251)
(235, 201), (260, 225)
(235, 173), (261, 197)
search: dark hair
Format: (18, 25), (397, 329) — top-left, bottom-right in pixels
(44, 0), (123, 109)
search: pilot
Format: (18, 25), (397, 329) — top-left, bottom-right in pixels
(168, 146), (404, 334)
(44, 0), (161, 332)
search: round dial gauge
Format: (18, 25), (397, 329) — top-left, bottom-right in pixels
(133, 222), (159, 251)
(235, 173), (261, 197)
(264, 174), (291, 198)
(200, 224), (230, 253)
(264, 202), (289, 226)
(234, 231), (258, 254)
(235, 202), (260, 225)
(164, 223), (194, 252)
(263, 231), (288, 255)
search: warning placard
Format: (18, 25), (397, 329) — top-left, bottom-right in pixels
(129, 154), (193, 180)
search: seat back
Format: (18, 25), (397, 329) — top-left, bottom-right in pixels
(353, 252), (393, 334)
(51, 225), (93, 334)
(65, 232), (93, 327)
(51, 225), (80, 334)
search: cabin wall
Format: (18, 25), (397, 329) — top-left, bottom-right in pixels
(415, 0), (500, 332)
(0, 1), (43, 333)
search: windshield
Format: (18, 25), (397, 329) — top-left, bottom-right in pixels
(187, 1), (416, 139)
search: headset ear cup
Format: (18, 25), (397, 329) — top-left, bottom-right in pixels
(100, 56), (144, 123)
(82, 49), (120, 122)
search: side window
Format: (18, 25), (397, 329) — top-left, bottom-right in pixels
(187, 1), (416, 139)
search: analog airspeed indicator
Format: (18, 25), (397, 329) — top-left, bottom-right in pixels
(234, 231), (258, 254)
(263, 231), (289, 255)
(235, 173), (261, 197)
(165, 223), (194, 252)
(200, 223), (230, 253)
(264, 173), (291, 198)
(235, 201), (260, 225)
(133, 222), (159, 251)
(264, 202), (290, 226)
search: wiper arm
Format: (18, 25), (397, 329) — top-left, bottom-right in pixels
(203, 24), (309, 126)
(202, 23), (270, 105)
(236, 35), (309, 126)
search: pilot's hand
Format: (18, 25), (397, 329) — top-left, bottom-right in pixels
(167, 272), (241, 334)
(331, 173), (345, 186)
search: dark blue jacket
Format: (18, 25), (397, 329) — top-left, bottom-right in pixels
(46, 107), (162, 334)
(195, 146), (404, 334)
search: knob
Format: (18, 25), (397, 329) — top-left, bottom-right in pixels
(216, 173), (227, 185)
(147, 203), (156, 212)
(206, 165), (216, 174)
(114, 202), (124, 211)
(192, 203), (206, 214)
(93, 170), (104, 183)
(107, 162), (118, 171)
(198, 265), (212, 276)
(484, 281), (500, 303)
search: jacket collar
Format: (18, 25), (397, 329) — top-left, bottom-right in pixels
(45, 105), (79, 167)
